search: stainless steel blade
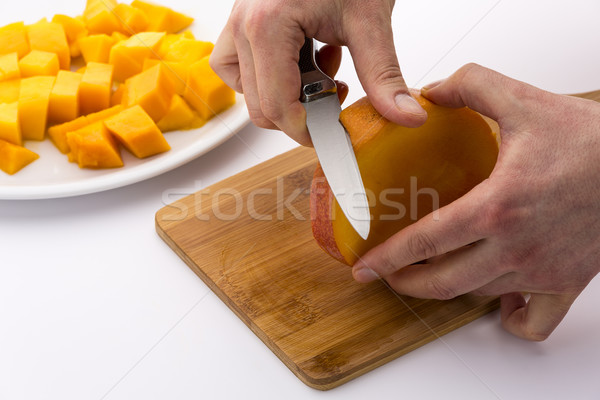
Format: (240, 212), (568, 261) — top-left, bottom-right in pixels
(303, 95), (371, 240)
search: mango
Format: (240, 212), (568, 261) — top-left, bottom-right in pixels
(48, 105), (123, 154)
(0, 102), (21, 145)
(26, 20), (70, 70)
(0, 22), (30, 59)
(113, 3), (149, 34)
(52, 14), (88, 58)
(131, 0), (193, 33)
(66, 121), (123, 168)
(142, 58), (188, 94)
(0, 53), (20, 82)
(18, 50), (60, 77)
(104, 105), (170, 158)
(49, 70), (82, 123)
(183, 56), (235, 120)
(79, 61), (113, 115)
(109, 31), (164, 82)
(0, 139), (39, 175)
(157, 94), (199, 132)
(122, 63), (174, 122)
(0, 79), (20, 103)
(18, 76), (56, 141)
(78, 34), (115, 64)
(83, 0), (122, 35)
(163, 38), (213, 65)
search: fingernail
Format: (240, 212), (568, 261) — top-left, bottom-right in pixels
(422, 79), (445, 91)
(395, 93), (426, 116)
(353, 266), (380, 283)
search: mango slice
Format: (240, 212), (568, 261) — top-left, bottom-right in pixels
(26, 20), (70, 70)
(0, 139), (39, 175)
(113, 3), (149, 34)
(157, 94), (200, 132)
(79, 62), (114, 115)
(142, 58), (188, 94)
(131, 0), (193, 33)
(0, 79), (20, 103)
(49, 70), (83, 123)
(18, 50), (60, 77)
(183, 57), (235, 120)
(109, 31), (164, 82)
(104, 105), (170, 158)
(0, 22), (30, 59)
(18, 76), (56, 141)
(122, 63), (174, 122)
(0, 53), (20, 82)
(66, 121), (123, 168)
(52, 14), (88, 58)
(0, 102), (21, 145)
(78, 34), (115, 64)
(162, 38), (213, 65)
(83, 0), (122, 35)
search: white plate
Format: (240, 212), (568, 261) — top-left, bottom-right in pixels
(0, 96), (249, 199)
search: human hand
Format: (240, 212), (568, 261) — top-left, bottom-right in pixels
(209, 0), (427, 145)
(352, 63), (600, 341)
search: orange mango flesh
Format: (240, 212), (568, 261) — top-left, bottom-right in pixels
(0, 139), (39, 175)
(157, 94), (201, 132)
(131, 0), (193, 33)
(0, 102), (22, 145)
(78, 34), (115, 64)
(83, 0), (122, 35)
(311, 95), (499, 265)
(0, 53), (21, 82)
(66, 121), (123, 168)
(104, 105), (170, 158)
(142, 58), (188, 95)
(0, 79), (20, 103)
(18, 76), (56, 141)
(0, 22), (30, 59)
(113, 3), (149, 34)
(122, 63), (174, 122)
(183, 57), (235, 120)
(18, 50), (60, 78)
(49, 70), (83, 123)
(79, 62), (114, 115)
(109, 31), (164, 82)
(26, 20), (70, 70)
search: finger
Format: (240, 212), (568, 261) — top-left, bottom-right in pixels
(353, 185), (489, 282)
(421, 63), (539, 124)
(247, 25), (311, 145)
(316, 45), (342, 78)
(210, 23), (243, 93)
(501, 292), (578, 341)
(382, 242), (508, 300)
(346, 19), (427, 127)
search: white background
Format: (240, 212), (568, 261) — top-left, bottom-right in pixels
(2, 0), (600, 399)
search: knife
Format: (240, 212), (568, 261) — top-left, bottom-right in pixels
(298, 38), (371, 240)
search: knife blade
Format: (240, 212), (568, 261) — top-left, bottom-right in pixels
(298, 38), (370, 240)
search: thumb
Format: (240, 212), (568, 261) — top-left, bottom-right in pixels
(346, 25), (427, 127)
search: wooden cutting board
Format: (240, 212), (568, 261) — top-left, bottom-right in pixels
(155, 146), (500, 390)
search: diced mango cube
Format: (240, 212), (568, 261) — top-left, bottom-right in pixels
(122, 63), (174, 122)
(109, 31), (165, 82)
(79, 62), (113, 115)
(83, 0), (122, 35)
(0, 139), (39, 175)
(49, 70), (82, 123)
(0, 53), (20, 82)
(66, 121), (123, 168)
(104, 105), (170, 158)
(26, 20), (70, 70)
(143, 58), (188, 94)
(18, 76), (55, 141)
(157, 95), (199, 132)
(48, 105), (123, 154)
(0, 102), (21, 145)
(0, 22), (30, 59)
(113, 4), (149, 34)
(52, 14), (88, 45)
(184, 57), (235, 120)
(131, 0), (193, 33)
(163, 38), (213, 65)
(111, 84), (125, 106)
(0, 79), (20, 103)
(18, 50), (60, 77)
(111, 31), (129, 43)
(78, 34), (115, 64)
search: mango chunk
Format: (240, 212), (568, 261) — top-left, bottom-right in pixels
(78, 34), (115, 64)
(113, 4), (149, 34)
(0, 22), (30, 59)
(157, 94), (199, 132)
(111, 84), (125, 106)
(79, 62), (114, 115)
(49, 70), (82, 123)
(163, 38), (213, 65)
(0, 53), (20, 82)
(0, 79), (20, 103)
(83, 0), (122, 35)
(104, 105), (170, 158)
(183, 57), (235, 120)
(18, 76), (55, 141)
(0, 102), (21, 145)
(109, 31), (165, 82)
(0, 139), (39, 175)
(52, 14), (88, 51)
(66, 121), (123, 168)
(156, 31), (195, 58)
(26, 20), (70, 70)
(131, 1), (193, 33)
(18, 50), (60, 77)
(48, 105), (123, 153)
(142, 58), (188, 94)
(122, 63), (174, 122)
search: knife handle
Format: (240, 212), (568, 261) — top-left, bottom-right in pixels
(299, 38), (337, 103)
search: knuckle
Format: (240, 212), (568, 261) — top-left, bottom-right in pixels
(406, 231), (438, 262)
(426, 274), (457, 300)
(248, 108), (273, 129)
(259, 96), (285, 124)
(244, 5), (280, 40)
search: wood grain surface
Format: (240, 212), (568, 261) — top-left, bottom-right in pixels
(155, 146), (500, 390)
